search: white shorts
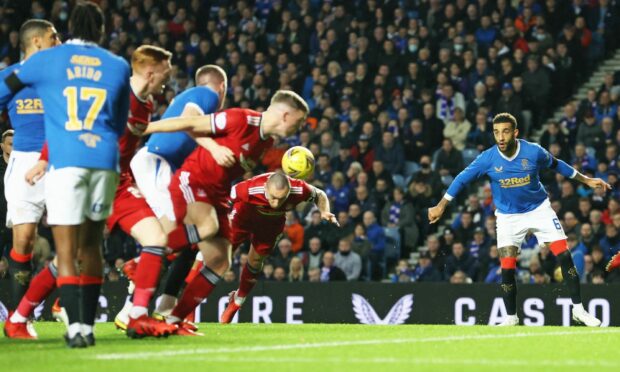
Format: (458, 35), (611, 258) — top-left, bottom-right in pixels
(45, 167), (118, 225)
(495, 199), (567, 249)
(4, 151), (45, 227)
(130, 147), (176, 221)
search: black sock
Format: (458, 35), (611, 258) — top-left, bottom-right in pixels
(501, 268), (517, 316)
(557, 251), (582, 304)
(8, 257), (32, 310)
(163, 248), (197, 296)
(60, 284), (81, 325)
(81, 283), (101, 326)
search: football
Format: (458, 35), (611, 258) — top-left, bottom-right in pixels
(281, 146), (315, 180)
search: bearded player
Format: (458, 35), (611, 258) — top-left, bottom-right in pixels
(221, 171), (337, 323)
(0, 19), (60, 339)
(429, 113), (610, 327)
(142, 90), (309, 332)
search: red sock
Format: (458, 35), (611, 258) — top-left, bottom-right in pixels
(184, 260), (204, 285)
(168, 224), (200, 251)
(15, 265), (57, 318)
(172, 266), (220, 320)
(133, 247), (165, 308)
(237, 263), (260, 298)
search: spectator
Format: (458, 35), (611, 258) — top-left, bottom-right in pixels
(288, 257), (306, 282)
(375, 130), (404, 175)
(412, 251), (442, 282)
(436, 84), (466, 121)
(350, 134), (375, 172)
(445, 241), (478, 280)
(334, 239), (362, 281)
(436, 139), (465, 181)
(443, 107), (472, 151)
(271, 238), (294, 273)
(307, 267), (321, 282)
(273, 266), (287, 282)
(320, 251), (347, 282)
(382, 187), (418, 254)
(403, 119), (430, 163)
(325, 172), (351, 214)
(450, 270), (470, 284)
(304, 210), (332, 250)
(363, 210), (386, 280)
(600, 224), (620, 260)
(284, 211), (304, 253)
(0, 130), (12, 252)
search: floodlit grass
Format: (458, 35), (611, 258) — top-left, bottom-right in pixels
(1, 322), (618, 371)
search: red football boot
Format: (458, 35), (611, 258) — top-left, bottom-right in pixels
(126, 315), (177, 339)
(220, 291), (241, 324)
(122, 258), (139, 281)
(173, 321), (203, 336)
(606, 252), (620, 272)
(3, 312), (37, 339)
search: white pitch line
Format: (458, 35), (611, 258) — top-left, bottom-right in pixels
(177, 355), (620, 368)
(94, 329), (620, 361)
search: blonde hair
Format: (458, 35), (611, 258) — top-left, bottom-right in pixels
(288, 257), (305, 282)
(271, 90), (309, 121)
(131, 45), (172, 71)
(195, 64), (227, 86)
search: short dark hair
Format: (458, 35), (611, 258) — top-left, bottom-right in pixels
(19, 19), (54, 51)
(69, 1), (105, 43)
(266, 171), (291, 191)
(492, 112), (518, 130)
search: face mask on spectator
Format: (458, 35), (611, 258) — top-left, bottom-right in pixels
(454, 44), (464, 52)
(421, 162), (431, 169)
(408, 45), (418, 53)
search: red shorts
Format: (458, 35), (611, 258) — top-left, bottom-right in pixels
(169, 169), (231, 241)
(107, 182), (156, 234)
(229, 204), (285, 256)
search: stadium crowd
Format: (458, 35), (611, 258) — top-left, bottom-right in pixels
(0, 0), (620, 286)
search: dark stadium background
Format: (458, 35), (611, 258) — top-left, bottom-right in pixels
(0, 0), (619, 292)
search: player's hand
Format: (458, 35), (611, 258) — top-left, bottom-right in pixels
(321, 211), (339, 227)
(25, 160), (48, 185)
(428, 205), (445, 224)
(585, 177), (612, 192)
(209, 143), (236, 168)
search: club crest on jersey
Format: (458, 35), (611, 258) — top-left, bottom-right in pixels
(494, 166), (503, 173)
(522, 159), (529, 170)
(215, 112), (227, 130)
(79, 133), (102, 148)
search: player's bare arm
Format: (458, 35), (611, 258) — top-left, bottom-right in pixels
(142, 114), (213, 136)
(573, 172), (612, 191)
(428, 198), (450, 224)
(314, 187), (339, 226)
(25, 159), (47, 185)
(178, 103), (236, 167)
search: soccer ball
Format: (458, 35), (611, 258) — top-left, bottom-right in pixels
(281, 146), (315, 180)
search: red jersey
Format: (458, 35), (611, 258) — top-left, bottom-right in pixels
(119, 89), (152, 174)
(230, 172), (316, 217)
(182, 108), (274, 201)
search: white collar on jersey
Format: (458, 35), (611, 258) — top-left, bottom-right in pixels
(497, 139), (521, 161)
(259, 114), (267, 141)
(65, 38), (98, 46)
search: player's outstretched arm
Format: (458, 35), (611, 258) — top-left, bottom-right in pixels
(314, 187), (339, 226)
(143, 115), (214, 136)
(573, 172), (612, 191)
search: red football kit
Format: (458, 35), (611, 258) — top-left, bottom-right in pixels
(106, 90), (156, 233)
(169, 108), (274, 240)
(229, 173), (316, 255)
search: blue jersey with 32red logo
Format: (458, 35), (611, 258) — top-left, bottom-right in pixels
(0, 63), (45, 152)
(0, 40), (130, 171)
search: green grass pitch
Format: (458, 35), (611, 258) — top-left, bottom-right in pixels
(1, 323), (619, 371)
